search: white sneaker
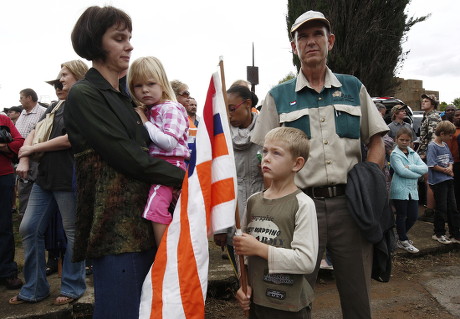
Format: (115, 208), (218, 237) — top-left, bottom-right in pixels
(432, 235), (452, 244)
(449, 237), (460, 244)
(397, 240), (419, 253)
(320, 258), (334, 270)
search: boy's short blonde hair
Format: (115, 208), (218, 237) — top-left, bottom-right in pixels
(127, 56), (176, 105)
(264, 127), (310, 161)
(435, 120), (456, 136)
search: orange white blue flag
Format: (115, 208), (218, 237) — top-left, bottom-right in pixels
(139, 72), (237, 319)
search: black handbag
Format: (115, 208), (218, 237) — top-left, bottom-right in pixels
(0, 126), (13, 143)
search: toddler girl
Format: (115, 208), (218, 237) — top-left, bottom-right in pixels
(390, 127), (428, 253)
(128, 56), (189, 246)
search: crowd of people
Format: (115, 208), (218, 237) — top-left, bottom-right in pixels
(0, 5), (458, 319)
(382, 94), (460, 254)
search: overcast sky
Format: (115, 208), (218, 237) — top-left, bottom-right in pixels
(1, 0), (458, 114)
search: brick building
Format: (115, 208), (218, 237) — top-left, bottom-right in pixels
(393, 77), (439, 110)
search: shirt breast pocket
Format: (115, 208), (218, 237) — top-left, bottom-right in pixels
(334, 104), (361, 139)
(280, 109), (311, 139)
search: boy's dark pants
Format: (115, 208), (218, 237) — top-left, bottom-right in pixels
(249, 304), (310, 319)
(430, 179), (460, 238)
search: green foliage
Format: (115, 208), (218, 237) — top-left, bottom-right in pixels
(439, 102), (448, 112)
(453, 97), (460, 108)
(279, 72), (296, 84)
(286, 0), (429, 96)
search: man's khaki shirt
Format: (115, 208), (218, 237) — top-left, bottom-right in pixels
(252, 68), (388, 189)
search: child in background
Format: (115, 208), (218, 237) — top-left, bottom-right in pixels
(233, 127), (318, 318)
(128, 56), (189, 246)
(427, 120), (460, 244)
(390, 127), (428, 253)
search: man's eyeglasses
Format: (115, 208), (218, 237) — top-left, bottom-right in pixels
(229, 100), (247, 113)
(54, 82), (63, 90)
(178, 91), (190, 98)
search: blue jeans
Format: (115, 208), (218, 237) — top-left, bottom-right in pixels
(92, 249), (155, 319)
(0, 174), (18, 278)
(18, 184), (86, 302)
(393, 199), (419, 241)
(431, 180), (460, 238)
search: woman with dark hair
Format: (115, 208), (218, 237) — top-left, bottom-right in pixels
(65, 6), (184, 318)
(9, 60), (89, 306)
(214, 85), (264, 265)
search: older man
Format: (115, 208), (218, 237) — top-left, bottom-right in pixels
(251, 10), (388, 318)
(15, 88), (46, 216)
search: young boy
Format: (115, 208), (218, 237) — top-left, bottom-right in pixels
(233, 127), (318, 319)
(427, 120), (460, 244)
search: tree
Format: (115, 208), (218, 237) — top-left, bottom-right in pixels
(278, 72), (296, 84)
(453, 97), (460, 108)
(286, 0), (428, 96)
(439, 102), (448, 112)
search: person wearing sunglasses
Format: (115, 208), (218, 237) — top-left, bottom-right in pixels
(10, 60), (89, 306)
(171, 80), (198, 160)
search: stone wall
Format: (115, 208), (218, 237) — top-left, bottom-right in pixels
(392, 77), (439, 110)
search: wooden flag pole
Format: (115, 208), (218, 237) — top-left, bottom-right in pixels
(219, 58), (249, 317)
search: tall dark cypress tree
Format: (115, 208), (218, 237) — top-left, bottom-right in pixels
(286, 0), (428, 96)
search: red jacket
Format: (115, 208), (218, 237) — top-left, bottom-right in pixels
(0, 114), (24, 176)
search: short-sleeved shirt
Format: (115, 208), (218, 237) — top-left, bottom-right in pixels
(15, 103), (47, 138)
(427, 141), (454, 185)
(251, 68), (388, 189)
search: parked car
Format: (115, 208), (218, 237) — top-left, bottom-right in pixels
(372, 97), (414, 127)
(411, 110), (424, 137)
(373, 97), (422, 150)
